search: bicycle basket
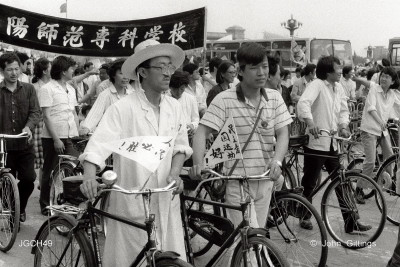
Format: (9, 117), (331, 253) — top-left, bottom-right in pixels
(62, 177), (88, 206)
(289, 135), (309, 148)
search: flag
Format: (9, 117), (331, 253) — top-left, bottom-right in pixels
(60, 2), (67, 13)
(204, 116), (243, 168)
(101, 136), (174, 173)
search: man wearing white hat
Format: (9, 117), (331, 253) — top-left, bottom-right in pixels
(79, 39), (192, 266)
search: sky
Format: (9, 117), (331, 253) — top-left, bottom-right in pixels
(0, 0), (398, 57)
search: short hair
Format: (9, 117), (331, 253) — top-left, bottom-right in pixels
(83, 62), (93, 70)
(32, 57), (50, 83)
(209, 57), (223, 73)
(237, 42), (266, 68)
(51, 56), (76, 80)
(74, 67), (85, 76)
(182, 63), (199, 75)
(108, 59), (125, 84)
(342, 65), (353, 76)
(280, 69), (291, 79)
(99, 63), (109, 73)
(303, 64), (316, 77)
(382, 58), (391, 67)
(216, 60), (235, 84)
(295, 66), (302, 73)
(367, 68), (377, 80)
(16, 52), (29, 64)
(316, 56), (341, 80)
(267, 56), (280, 76)
(170, 70), (190, 89)
(380, 66), (399, 89)
(0, 52), (21, 70)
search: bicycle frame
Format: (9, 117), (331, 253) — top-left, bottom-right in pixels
(48, 192), (170, 267)
(181, 178), (267, 267)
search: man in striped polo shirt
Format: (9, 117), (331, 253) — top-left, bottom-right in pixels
(189, 42), (292, 229)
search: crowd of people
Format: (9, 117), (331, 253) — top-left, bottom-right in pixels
(1, 39), (400, 266)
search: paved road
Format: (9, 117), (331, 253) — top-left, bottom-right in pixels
(0, 176), (398, 267)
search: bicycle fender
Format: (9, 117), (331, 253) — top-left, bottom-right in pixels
(154, 251), (181, 261)
(247, 227), (269, 238)
(31, 214), (78, 254)
(345, 169), (362, 174)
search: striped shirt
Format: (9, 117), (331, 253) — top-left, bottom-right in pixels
(201, 85), (292, 176)
(81, 83), (134, 132)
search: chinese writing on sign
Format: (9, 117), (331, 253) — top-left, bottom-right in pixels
(7, 17), (29, 38)
(168, 22), (187, 44)
(63, 26), (84, 47)
(118, 28), (138, 49)
(37, 22), (59, 45)
(102, 136), (174, 173)
(91, 26), (110, 49)
(144, 25), (163, 41)
(204, 116), (243, 167)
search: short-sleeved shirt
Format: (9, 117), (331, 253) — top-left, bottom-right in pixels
(37, 79), (78, 138)
(201, 85), (292, 176)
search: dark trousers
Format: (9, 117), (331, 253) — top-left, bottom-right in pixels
(301, 145), (359, 228)
(5, 148), (36, 214)
(388, 224), (400, 267)
(40, 138), (78, 211)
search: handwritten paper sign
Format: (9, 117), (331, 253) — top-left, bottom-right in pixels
(204, 116), (243, 168)
(101, 136), (173, 173)
(291, 39), (307, 66)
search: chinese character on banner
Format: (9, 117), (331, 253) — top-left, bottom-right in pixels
(63, 26), (84, 47)
(168, 22), (187, 44)
(204, 116), (243, 168)
(101, 136), (174, 173)
(91, 26), (110, 49)
(144, 25), (163, 41)
(118, 28), (138, 48)
(7, 17), (29, 38)
(37, 22), (59, 45)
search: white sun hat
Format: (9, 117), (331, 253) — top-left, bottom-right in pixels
(122, 39), (185, 80)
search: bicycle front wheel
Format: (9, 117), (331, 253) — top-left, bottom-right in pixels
(0, 172), (20, 252)
(375, 154), (400, 225)
(268, 192), (328, 267)
(281, 165), (297, 190)
(321, 172), (386, 249)
(230, 236), (290, 267)
(34, 216), (95, 267)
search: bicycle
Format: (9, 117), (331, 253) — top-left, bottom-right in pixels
(180, 169), (290, 267)
(298, 129), (387, 249)
(0, 132), (28, 252)
(32, 171), (192, 267)
(267, 186), (328, 267)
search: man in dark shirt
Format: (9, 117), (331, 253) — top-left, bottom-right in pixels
(0, 52), (40, 223)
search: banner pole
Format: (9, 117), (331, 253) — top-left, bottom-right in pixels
(203, 6), (207, 73)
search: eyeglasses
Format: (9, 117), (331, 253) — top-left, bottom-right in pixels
(144, 64), (176, 75)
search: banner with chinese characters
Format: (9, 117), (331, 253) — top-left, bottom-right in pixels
(204, 116), (243, 168)
(0, 4), (205, 57)
(101, 136), (174, 173)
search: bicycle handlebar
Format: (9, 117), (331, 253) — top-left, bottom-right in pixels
(318, 129), (352, 142)
(0, 132), (29, 139)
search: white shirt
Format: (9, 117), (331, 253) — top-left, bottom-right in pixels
(166, 91), (199, 129)
(37, 79), (78, 138)
(340, 77), (356, 100)
(371, 72), (380, 84)
(81, 83), (135, 132)
(79, 89), (192, 266)
(297, 79), (349, 151)
(202, 73), (215, 94)
(185, 81), (207, 111)
(96, 79), (113, 96)
(83, 74), (100, 94)
(360, 82), (400, 136)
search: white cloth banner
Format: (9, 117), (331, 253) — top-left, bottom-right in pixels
(101, 136), (174, 173)
(204, 116), (243, 168)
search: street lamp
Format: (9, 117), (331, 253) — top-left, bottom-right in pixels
(281, 15), (302, 37)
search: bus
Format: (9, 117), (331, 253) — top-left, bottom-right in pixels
(206, 38), (353, 71)
(388, 37), (400, 69)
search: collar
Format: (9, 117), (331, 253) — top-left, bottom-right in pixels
(323, 80), (337, 91)
(236, 82), (268, 103)
(302, 76), (308, 85)
(0, 80), (23, 92)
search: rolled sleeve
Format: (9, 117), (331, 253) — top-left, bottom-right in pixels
(365, 85), (377, 112)
(297, 83), (319, 121)
(37, 83), (53, 108)
(79, 104), (122, 170)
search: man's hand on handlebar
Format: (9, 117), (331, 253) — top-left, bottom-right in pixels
(166, 175), (183, 195)
(80, 179), (99, 200)
(339, 128), (351, 138)
(267, 160), (282, 181)
(309, 123), (320, 139)
(189, 164), (204, 180)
